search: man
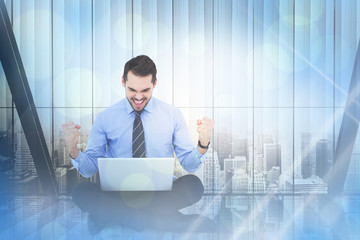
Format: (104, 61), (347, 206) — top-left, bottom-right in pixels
(62, 55), (216, 233)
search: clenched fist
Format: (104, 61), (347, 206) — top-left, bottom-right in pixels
(196, 117), (215, 153)
(61, 121), (81, 158)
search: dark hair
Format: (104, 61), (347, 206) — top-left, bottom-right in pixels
(123, 55), (157, 84)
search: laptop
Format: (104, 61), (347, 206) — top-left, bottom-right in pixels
(98, 158), (175, 191)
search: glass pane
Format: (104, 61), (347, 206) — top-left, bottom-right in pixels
(254, 0), (294, 107)
(214, 108), (252, 194)
(133, 0), (172, 104)
(254, 196), (293, 240)
(0, 108), (12, 139)
(13, 0), (52, 107)
(0, 108), (13, 196)
(93, 0), (130, 107)
(335, 0), (360, 107)
(13, 109), (44, 195)
(294, 0), (334, 107)
(294, 108), (333, 194)
(37, 108), (52, 157)
(334, 106), (360, 194)
(254, 108), (293, 194)
(53, 1), (92, 107)
(214, 0), (252, 107)
(0, 63), (12, 107)
(173, 0), (213, 107)
(292, 195), (353, 239)
(343, 140), (360, 194)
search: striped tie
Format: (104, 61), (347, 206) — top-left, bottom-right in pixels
(132, 111), (146, 158)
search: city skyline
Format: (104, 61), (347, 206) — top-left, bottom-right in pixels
(1, 122), (352, 195)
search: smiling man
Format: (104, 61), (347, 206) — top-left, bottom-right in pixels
(61, 55), (216, 234)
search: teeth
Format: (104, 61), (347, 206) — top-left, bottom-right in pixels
(134, 99), (143, 104)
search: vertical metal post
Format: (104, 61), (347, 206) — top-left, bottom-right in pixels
(328, 40), (360, 195)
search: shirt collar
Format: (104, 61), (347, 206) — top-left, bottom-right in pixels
(125, 97), (154, 115)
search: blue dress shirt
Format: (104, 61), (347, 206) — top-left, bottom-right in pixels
(70, 97), (207, 178)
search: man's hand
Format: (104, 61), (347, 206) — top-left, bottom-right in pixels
(196, 117), (215, 154)
(61, 121), (81, 159)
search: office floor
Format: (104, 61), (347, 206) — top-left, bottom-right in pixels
(0, 194), (360, 240)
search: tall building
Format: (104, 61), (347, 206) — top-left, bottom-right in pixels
(218, 170), (225, 192)
(234, 156), (246, 169)
(248, 169), (266, 193)
(301, 132), (315, 179)
(232, 169), (248, 193)
(316, 139), (330, 180)
(54, 130), (68, 167)
(0, 131), (11, 157)
(254, 155), (264, 172)
(264, 143), (281, 173)
(216, 131), (232, 170)
(248, 145), (260, 172)
(0, 131), (12, 183)
(268, 166), (280, 183)
(232, 138), (248, 162)
(224, 156), (247, 193)
(224, 157), (234, 193)
(66, 166), (80, 195)
(56, 167), (67, 194)
(203, 148), (221, 193)
(15, 131), (35, 176)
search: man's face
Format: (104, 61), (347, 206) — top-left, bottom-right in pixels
(122, 70), (157, 112)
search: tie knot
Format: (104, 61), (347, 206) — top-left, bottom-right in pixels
(135, 111), (143, 117)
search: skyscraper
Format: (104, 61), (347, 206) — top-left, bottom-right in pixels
(224, 157), (234, 193)
(216, 131), (232, 170)
(15, 131), (35, 176)
(248, 169), (266, 193)
(301, 132), (315, 179)
(316, 139), (330, 180)
(232, 138), (248, 162)
(224, 156), (247, 193)
(203, 148), (221, 193)
(264, 143), (281, 173)
(234, 156), (246, 169)
(232, 169), (248, 193)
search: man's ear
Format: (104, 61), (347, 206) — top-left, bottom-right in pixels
(153, 78), (157, 88)
(122, 76), (126, 87)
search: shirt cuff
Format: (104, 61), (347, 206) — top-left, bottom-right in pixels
(195, 147), (207, 164)
(70, 149), (85, 170)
